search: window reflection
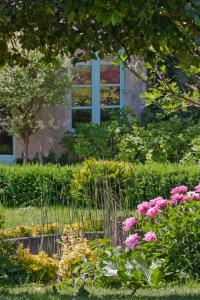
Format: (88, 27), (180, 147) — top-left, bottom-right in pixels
(100, 65), (120, 84)
(72, 109), (92, 128)
(73, 65), (92, 85)
(72, 87), (92, 107)
(0, 128), (13, 155)
(100, 87), (120, 106)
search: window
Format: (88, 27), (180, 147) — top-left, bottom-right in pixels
(0, 126), (15, 163)
(72, 58), (125, 128)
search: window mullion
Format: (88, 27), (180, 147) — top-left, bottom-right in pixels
(92, 59), (100, 124)
(120, 60), (125, 108)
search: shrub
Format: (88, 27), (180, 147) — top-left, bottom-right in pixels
(13, 244), (58, 283)
(60, 113), (200, 164)
(0, 239), (25, 285)
(1, 162), (200, 208)
(58, 231), (96, 286)
(123, 183), (200, 281)
(60, 121), (120, 162)
(0, 164), (74, 206)
(71, 161), (200, 207)
(70, 159), (135, 207)
(0, 223), (59, 239)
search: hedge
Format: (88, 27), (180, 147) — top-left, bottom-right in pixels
(0, 161), (200, 207)
(0, 164), (76, 206)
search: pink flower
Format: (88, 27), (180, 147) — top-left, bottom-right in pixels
(195, 184), (200, 193)
(137, 202), (150, 215)
(170, 185), (188, 194)
(149, 197), (163, 207)
(170, 193), (187, 205)
(124, 233), (140, 249)
(143, 231), (157, 242)
(146, 206), (160, 217)
(186, 191), (200, 201)
(123, 217), (138, 232)
(155, 199), (168, 208)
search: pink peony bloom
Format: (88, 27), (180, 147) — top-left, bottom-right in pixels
(149, 197), (164, 207)
(186, 191), (200, 201)
(146, 206), (160, 217)
(143, 231), (157, 242)
(195, 184), (200, 193)
(170, 193), (187, 205)
(123, 217), (138, 232)
(124, 233), (140, 249)
(137, 201), (150, 215)
(170, 185), (188, 194)
(155, 199), (168, 208)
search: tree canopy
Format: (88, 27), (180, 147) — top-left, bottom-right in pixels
(0, 1), (200, 107)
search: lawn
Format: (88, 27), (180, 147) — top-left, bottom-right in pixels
(2, 205), (103, 229)
(1, 283), (200, 300)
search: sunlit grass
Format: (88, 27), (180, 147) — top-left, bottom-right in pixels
(2, 205), (103, 230)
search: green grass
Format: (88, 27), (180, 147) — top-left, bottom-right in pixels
(1, 283), (200, 300)
(1, 205), (104, 230)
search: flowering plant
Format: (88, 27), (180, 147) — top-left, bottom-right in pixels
(123, 183), (200, 281)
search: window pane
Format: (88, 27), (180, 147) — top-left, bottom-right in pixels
(0, 129), (13, 155)
(72, 109), (92, 128)
(101, 108), (120, 122)
(73, 65), (92, 84)
(72, 87), (92, 107)
(100, 65), (120, 84)
(100, 87), (120, 106)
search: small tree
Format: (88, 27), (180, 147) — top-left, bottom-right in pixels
(0, 53), (71, 163)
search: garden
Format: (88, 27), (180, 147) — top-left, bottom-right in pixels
(0, 1), (200, 299)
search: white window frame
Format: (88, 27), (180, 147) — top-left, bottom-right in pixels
(72, 57), (125, 127)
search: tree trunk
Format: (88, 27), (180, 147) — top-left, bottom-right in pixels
(23, 133), (30, 164)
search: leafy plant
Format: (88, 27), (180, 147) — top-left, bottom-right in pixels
(123, 183), (200, 281)
(14, 244), (58, 283)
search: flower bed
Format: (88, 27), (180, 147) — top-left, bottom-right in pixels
(123, 183), (200, 281)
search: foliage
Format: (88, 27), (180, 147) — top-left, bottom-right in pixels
(0, 1), (199, 108)
(61, 121), (119, 162)
(1, 162), (200, 208)
(123, 183), (200, 281)
(0, 223), (59, 239)
(0, 239), (25, 285)
(0, 164), (74, 207)
(90, 244), (161, 289)
(61, 114), (200, 164)
(58, 231), (96, 286)
(13, 244), (58, 283)
(0, 52), (71, 163)
(70, 159), (134, 207)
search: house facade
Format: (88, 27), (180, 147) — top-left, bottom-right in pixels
(0, 57), (146, 163)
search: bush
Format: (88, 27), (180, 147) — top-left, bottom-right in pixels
(70, 159), (135, 208)
(123, 183), (200, 281)
(13, 244), (58, 283)
(0, 164), (75, 206)
(60, 121), (120, 162)
(58, 231), (96, 286)
(60, 113), (200, 164)
(0, 161), (200, 208)
(71, 161), (200, 207)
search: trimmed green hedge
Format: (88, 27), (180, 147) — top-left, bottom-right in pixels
(132, 163), (200, 204)
(0, 164), (75, 206)
(0, 161), (200, 207)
